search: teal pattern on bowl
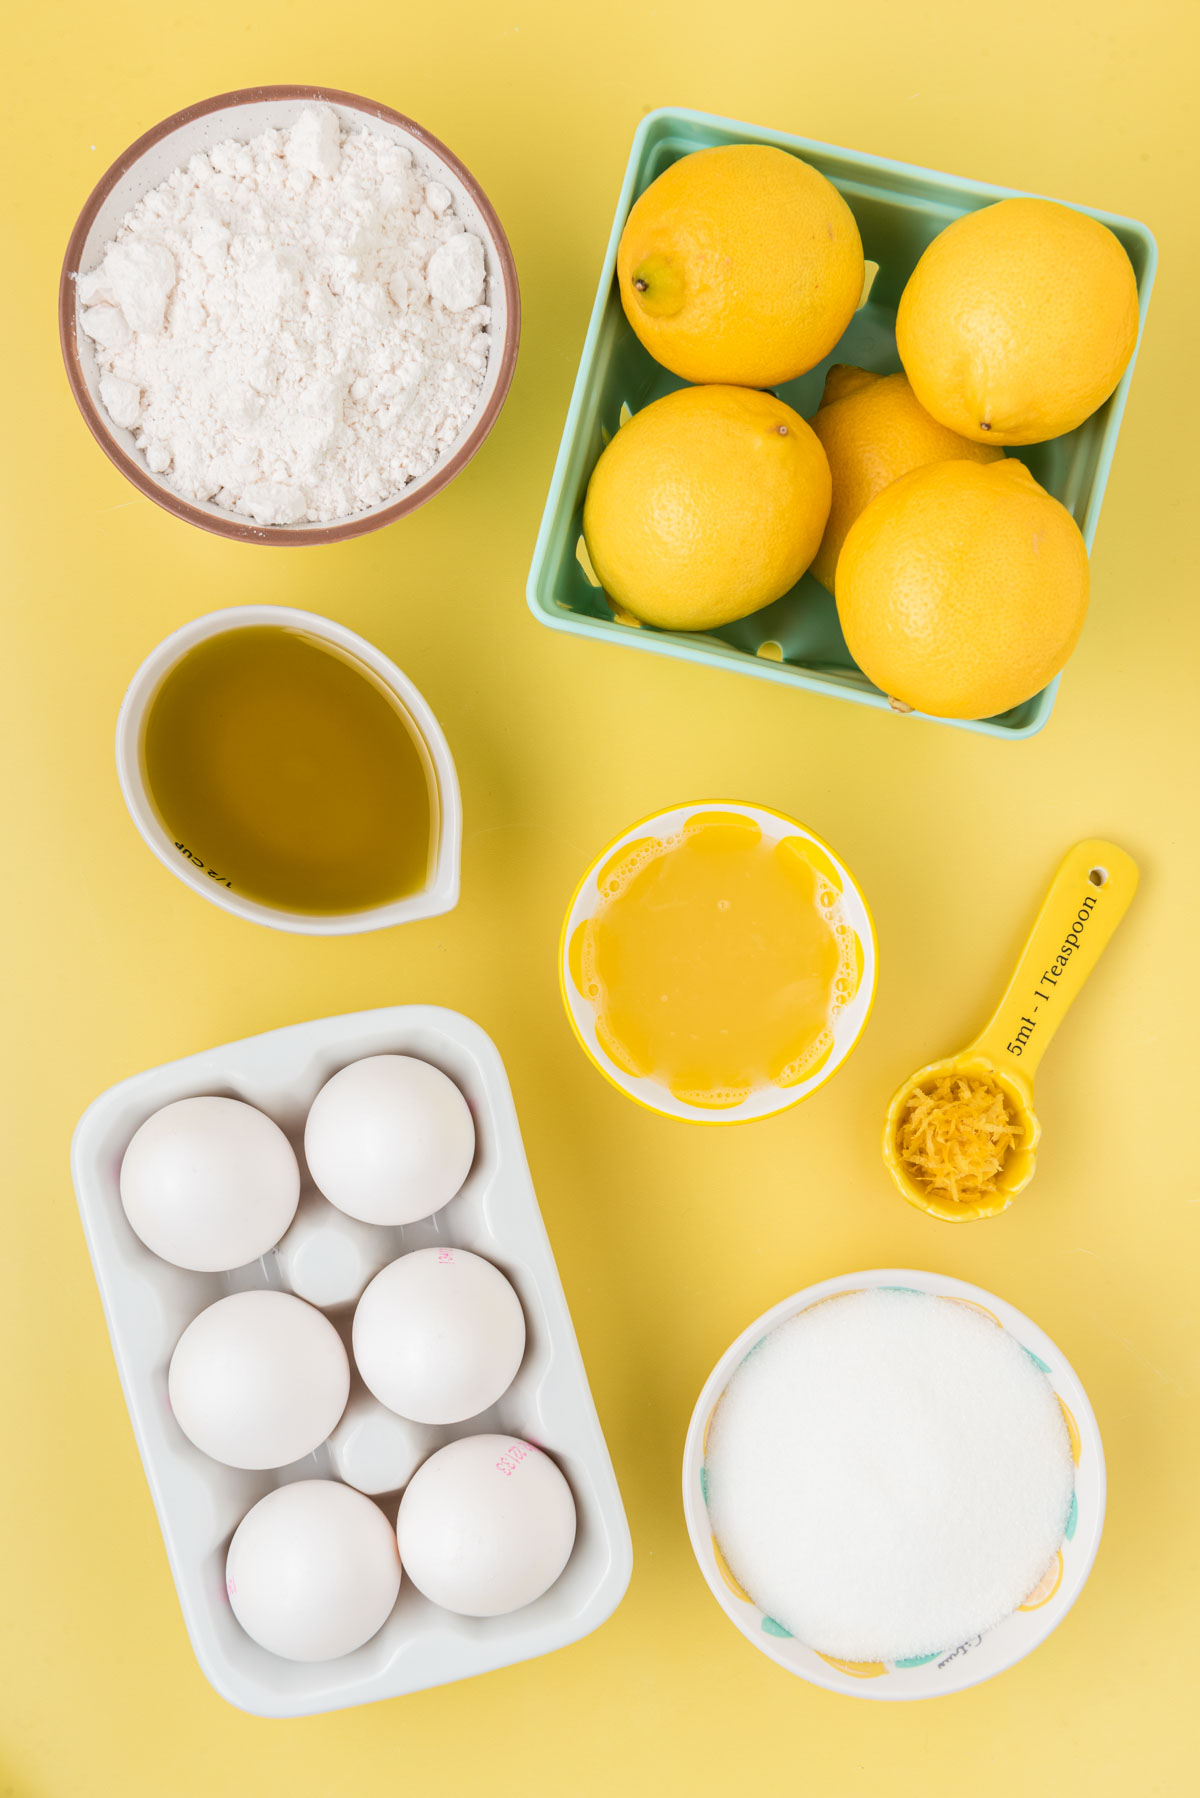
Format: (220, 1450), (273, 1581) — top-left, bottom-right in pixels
(527, 107), (1157, 740)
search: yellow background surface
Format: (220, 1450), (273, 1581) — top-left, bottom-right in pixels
(4, 2), (1198, 1791)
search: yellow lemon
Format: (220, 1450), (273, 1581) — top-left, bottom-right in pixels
(808, 365), (1004, 592)
(617, 145), (864, 387)
(582, 385), (830, 631)
(896, 197), (1139, 445)
(836, 459), (1088, 720)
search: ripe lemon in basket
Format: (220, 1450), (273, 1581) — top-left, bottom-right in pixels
(836, 459), (1088, 720)
(582, 385), (831, 632)
(617, 145), (864, 387)
(896, 198), (1139, 445)
(808, 364), (1004, 593)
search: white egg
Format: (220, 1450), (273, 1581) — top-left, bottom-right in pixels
(168, 1290), (349, 1470)
(326, 1387), (440, 1496)
(396, 1434), (576, 1617)
(304, 1055), (475, 1225)
(226, 1479), (401, 1662)
(353, 1247), (525, 1425)
(274, 1190), (395, 1310)
(120, 1096), (299, 1272)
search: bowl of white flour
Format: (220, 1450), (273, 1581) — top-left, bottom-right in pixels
(683, 1268), (1105, 1699)
(60, 87), (520, 543)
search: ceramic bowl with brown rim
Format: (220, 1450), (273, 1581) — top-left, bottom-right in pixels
(59, 86), (520, 546)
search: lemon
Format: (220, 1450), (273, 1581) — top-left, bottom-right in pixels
(808, 365), (1004, 592)
(582, 385), (831, 631)
(896, 198), (1139, 445)
(836, 459), (1089, 719)
(617, 145), (864, 387)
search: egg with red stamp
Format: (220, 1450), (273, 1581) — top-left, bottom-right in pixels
(396, 1433), (576, 1616)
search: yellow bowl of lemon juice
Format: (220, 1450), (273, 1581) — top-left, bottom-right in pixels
(560, 802), (876, 1123)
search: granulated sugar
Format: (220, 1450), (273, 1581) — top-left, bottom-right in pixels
(704, 1288), (1074, 1662)
(76, 106), (491, 526)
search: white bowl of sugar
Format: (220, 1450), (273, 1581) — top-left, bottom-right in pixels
(683, 1268), (1104, 1700)
(59, 86), (519, 545)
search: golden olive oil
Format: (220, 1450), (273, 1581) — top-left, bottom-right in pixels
(141, 627), (436, 915)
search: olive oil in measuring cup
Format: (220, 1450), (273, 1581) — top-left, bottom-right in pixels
(140, 626), (437, 915)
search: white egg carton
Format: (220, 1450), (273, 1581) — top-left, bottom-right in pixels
(71, 1005), (632, 1717)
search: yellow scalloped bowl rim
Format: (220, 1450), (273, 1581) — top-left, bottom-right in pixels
(712, 1538), (755, 1604)
(815, 1652), (888, 1679)
(558, 801), (878, 1127)
(1058, 1396), (1082, 1465)
(702, 1404), (718, 1457)
(1018, 1550), (1064, 1611)
(949, 1297), (1002, 1328)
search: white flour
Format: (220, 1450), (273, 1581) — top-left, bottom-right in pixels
(77, 106), (491, 526)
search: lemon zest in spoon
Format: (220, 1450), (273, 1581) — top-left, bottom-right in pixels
(897, 1073), (1020, 1203)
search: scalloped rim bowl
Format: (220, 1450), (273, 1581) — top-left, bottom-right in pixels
(683, 1268), (1104, 1700)
(559, 800), (877, 1124)
(59, 85), (520, 545)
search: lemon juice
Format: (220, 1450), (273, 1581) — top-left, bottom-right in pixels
(570, 812), (858, 1110)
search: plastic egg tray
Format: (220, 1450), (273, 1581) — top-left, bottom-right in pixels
(526, 105), (1158, 740)
(71, 1005), (632, 1717)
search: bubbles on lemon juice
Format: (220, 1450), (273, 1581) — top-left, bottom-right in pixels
(830, 922), (860, 1013)
(774, 1028), (835, 1091)
(671, 1081), (754, 1111)
(595, 1008), (648, 1079)
(568, 918), (602, 1003)
(808, 870), (861, 1019)
(594, 832), (681, 903)
(767, 870), (859, 1092)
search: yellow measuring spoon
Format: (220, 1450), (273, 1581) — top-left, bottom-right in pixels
(884, 838), (1139, 1221)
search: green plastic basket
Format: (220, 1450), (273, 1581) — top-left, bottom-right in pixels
(526, 107), (1157, 740)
